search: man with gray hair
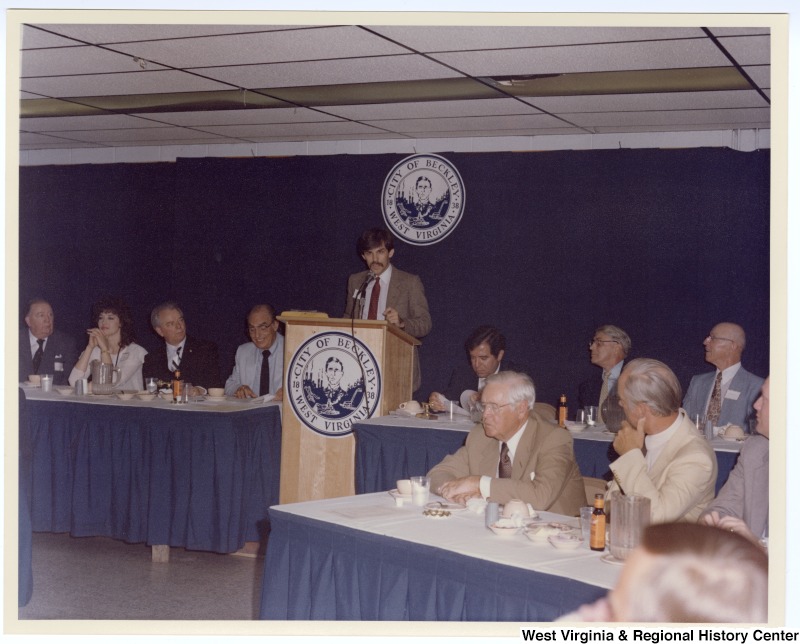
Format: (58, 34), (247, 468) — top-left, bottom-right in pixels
(606, 358), (717, 522)
(578, 324), (631, 423)
(143, 302), (223, 388)
(683, 322), (764, 431)
(224, 304), (284, 400)
(427, 371), (585, 515)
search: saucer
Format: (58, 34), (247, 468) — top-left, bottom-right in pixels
(424, 501), (464, 511)
(388, 489), (412, 500)
(600, 553), (625, 566)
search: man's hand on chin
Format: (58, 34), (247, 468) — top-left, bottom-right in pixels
(438, 475), (481, 504)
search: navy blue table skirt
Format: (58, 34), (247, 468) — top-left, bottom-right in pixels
(354, 422), (738, 495)
(259, 508), (606, 621)
(24, 398), (281, 553)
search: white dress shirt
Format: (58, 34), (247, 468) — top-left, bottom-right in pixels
(479, 420), (528, 499)
(361, 264), (392, 320)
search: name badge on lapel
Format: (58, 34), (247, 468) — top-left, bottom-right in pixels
(725, 390), (741, 400)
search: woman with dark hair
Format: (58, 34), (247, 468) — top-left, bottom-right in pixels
(69, 296), (148, 391)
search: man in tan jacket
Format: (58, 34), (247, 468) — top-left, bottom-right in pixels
(428, 371), (585, 516)
(607, 358), (717, 523)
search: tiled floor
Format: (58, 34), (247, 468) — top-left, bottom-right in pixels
(18, 532), (264, 620)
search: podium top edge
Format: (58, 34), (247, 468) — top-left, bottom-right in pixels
(277, 316), (421, 346)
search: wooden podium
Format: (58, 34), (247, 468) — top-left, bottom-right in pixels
(277, 315), (420, 503)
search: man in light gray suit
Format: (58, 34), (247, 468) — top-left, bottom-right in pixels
(700, 377), (769, 542)
(682, 322), (764, 431)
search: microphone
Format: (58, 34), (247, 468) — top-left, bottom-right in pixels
(356, 270), (376, 299)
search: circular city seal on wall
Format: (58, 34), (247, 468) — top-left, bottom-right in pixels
(382, 153), (465, 246)
(287, 331), (382, 437)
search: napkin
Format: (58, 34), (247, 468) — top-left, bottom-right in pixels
(466, 498), (487, 514)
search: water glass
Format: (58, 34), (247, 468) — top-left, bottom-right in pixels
(585, 406), (598, 426)
(609, 492), (650, 561)
(693, 413), (707, 435)
(410, 476), (430, 506)
(575, 408), (587, 424)
(485, 501), (500, 528)
(41, 374), (53, 392)
(146, 377), (158, 394)
(579, 506), (593, 544)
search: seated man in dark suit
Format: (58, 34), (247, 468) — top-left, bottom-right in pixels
(142, 302), (222, 389)
(19, 298), (77, 386)
(578, 324), (630, 425)
(428, 325), (529, 413)
(683, 322), (764, 432)
(428, 371), (585, 515)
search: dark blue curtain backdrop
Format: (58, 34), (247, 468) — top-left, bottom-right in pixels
(19, 148), (769, 407)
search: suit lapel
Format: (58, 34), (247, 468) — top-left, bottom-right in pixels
(385, 267), (399, 309)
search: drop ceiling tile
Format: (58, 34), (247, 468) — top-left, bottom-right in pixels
(194, 121), (383, 138)
(743, 65), (770, 88)
(716, 35), (770, 65)
(22, 25), (84, 49)
(22, 43), (168, 77)
(19, 131), (100, 145)
(195, 55), (461, 89)
(109, 26), (408, 70)
(320, 97), (540, 120)
(28, 23), (306, 45)
(524, 89), (769, 114)
(21, 69), (234, 98)
(20, 113), (172, 132)
(430, 39), (730, 76)
(369, 26), (705, 53)
(566, 107), (770, 128)
(365, 113), (570, 134)
(106, 137), (242, 147)
(147, 107), (344, 127)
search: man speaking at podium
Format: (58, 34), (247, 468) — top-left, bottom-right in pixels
(344, 227), (432, 391)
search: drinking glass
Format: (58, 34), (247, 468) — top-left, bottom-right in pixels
(575, 409), (587, 424)
(410, 476), (430, 506)
(146, 377), (158, 394)
(579, 506), (593, 544)
(609, 492), (650, 561)
(585, 406), (598, 426)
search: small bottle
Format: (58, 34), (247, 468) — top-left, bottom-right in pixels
(557, 394), (568, 427)
(590, 493), (606, 552)
(172, 369), (183, 403)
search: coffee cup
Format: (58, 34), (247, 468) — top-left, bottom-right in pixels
(502, 499), (530, 519)
(724, 424), (746, 440)
(28, 374), (41, 386)
(399, 400), (422, 415)
(396, 479), (413, 495)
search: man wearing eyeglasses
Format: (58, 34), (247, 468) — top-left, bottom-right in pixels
(578, 325), (631, 424)
(682, 323), (764, 431)
(427, 371), (585, 514)
(224, 304), (284, 400)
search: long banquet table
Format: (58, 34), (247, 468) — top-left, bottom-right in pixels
(353, 414), (743, 495)
(21, 387), (282, 554)
(259, 491), (619, 621)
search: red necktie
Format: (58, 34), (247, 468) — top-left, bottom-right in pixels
(367, 277), (381, 320)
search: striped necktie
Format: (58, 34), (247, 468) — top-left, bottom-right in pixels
(171, 345), (182, 372)
(499, 442), (512, 479)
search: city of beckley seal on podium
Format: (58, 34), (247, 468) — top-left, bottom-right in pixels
(382, 153), (465, 246)
(287, 331), (382, 437)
